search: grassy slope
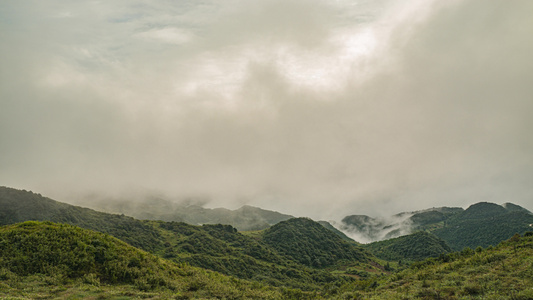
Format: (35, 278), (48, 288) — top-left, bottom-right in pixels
(335, 233), (533, 299)
(3, 222), (533, 299)
(0, 221), (282, 299)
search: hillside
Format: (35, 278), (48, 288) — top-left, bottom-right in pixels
(262, 218), (371, 268)
(337, 232), (533, 299)
(0, 186), (377, 290)
(363, 231), (452, 262)
(2, 221), (533, 299)
(0, 187), (163, 252)
(0, 221), (281, 299)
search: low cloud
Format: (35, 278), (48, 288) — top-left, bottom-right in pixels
(1, 0), (532, 220)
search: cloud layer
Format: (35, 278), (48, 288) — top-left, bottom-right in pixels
(1, 0), (532, 219)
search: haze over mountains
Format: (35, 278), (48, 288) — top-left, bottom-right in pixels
(341, 202), (533, 249)
(69, 195), (293, 231)
(64, 189), (533, 249)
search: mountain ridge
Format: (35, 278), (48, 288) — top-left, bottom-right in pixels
(341, 201), (533, 250)
(67, 194), (294, 231)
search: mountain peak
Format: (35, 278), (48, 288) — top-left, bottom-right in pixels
(462, 202), (508, 219)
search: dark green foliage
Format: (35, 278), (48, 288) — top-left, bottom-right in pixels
(364, 231), (452, 261)
(0, 221), (173, 287)
(158, 220), (349, 290)
(262, 218), (371, 268)
(409, 211), (446, 226)
(408, 202), (533, 251)
(456, 202), (508, 220)
(432, 209), (533, 250)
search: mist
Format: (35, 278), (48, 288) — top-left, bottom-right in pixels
(1, 0), (532, 220)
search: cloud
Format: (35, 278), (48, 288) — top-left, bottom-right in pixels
(1, 0), (532, 220)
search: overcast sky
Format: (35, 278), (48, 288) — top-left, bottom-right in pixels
(1, 0), (532, 219)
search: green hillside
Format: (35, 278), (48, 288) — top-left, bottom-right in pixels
(262, 218), (371, 268)
(0, 221), (282, 299)
(363, 231), (452, 262)
(340, 202), (533, 252)
(152, 220), (345, 290)
(336, 232), (533, 299)
(0, 187), (163, 252)
(0, 187), (378, 290)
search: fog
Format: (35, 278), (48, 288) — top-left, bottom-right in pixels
(1, 0), (532, 220)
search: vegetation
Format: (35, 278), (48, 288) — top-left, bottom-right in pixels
(0, 187), (163, 252)
(0, 187), (378, 290)
(0, 221), (283, 299)
(432, 202), (533, 250)
(341, 201), (533, 252)
(363, 231), (452, 262)
(262, 218), (371, 268)
(154, 220), (345, 290)
(335, 232), (533, 299)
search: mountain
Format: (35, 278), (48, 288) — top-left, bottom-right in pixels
(363, 231), (452, 262)
(0, 186), (379, 290)
(0, 221), (281, 299)
(432, 202), (533, 250)
(262, 218), (371, 268)
(340, 207), (464, 243)
(70, 195), (293, 231)
(340, 201), (533, 251)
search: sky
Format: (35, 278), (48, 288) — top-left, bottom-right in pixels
(1, 0), (532, 220)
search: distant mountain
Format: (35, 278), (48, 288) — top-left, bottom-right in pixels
(341, 201), (533, 251)
(363, 231), (452, 262)
(340, 206), (464, 243)
(70, 195), (293, 231)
